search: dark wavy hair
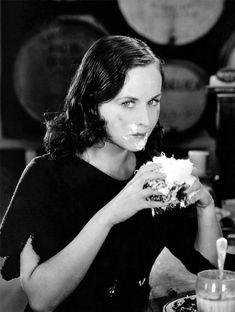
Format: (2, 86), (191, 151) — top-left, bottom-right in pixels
(44, 35), (165, 159)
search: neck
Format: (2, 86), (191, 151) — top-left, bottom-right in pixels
(81, 142), (136, 180)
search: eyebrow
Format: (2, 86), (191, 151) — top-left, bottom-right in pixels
(117, 93), (161, 101)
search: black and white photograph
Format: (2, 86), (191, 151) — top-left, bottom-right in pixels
(1, 1), (235, 311)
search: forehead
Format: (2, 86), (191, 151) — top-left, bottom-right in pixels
(117, 64), (162, 98)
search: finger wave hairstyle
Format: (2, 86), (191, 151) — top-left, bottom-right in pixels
(44, 35), (165, 159)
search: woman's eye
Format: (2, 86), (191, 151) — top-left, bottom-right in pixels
(122, 101), (135, 108)
(149, 99), (160, 106)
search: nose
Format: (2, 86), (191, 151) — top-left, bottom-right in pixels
(137, 105), (151, 127)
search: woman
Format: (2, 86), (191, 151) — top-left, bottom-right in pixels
(0, 35), (221, 312)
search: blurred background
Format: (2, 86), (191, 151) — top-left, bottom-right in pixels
(1, 1), (235, 311)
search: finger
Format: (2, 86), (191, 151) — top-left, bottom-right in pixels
(184, 177), (200, 194)
(137, 162), (163, 174)
(188, 187), (207, 204)
(141, 171), (166, 184)
(187, 190), (200, 204)
(191, 167), (199, 177)
(130, 172), (165, 190)
(189, 187), (213, 207)
(142, 188), (164, 198)
(142, 199), (168, 209)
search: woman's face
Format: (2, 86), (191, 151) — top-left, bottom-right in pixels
(99, 63), (162, 152)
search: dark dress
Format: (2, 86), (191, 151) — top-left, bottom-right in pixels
(225, 253), (235, 271)
(0, 152), (214, 312)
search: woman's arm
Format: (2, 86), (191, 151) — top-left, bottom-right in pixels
(188, 181), (222, 267)
(195, 200), (222, 266)
(20, 162), (165, 312)
(21, 207), (113, 312)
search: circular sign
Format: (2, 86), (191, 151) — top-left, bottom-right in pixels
(118, 0), (224, 45)
(160, 60), (207, 133)
(13, 15), (108, 122)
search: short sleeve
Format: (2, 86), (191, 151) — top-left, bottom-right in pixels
(0, 156), (56, 280)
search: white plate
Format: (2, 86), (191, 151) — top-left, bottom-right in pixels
(163, 295), (197, 311)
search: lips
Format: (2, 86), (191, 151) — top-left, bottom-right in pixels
(132, 133), (147, 138)
(131, 133), (149, 150)
(122, 127), (151, 151)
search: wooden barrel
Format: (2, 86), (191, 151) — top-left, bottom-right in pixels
(117, 0), (224, 45)
(13, 15), (108, 122)
(160, 60), (208, 134)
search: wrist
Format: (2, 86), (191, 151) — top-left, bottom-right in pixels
(96, 205), (116, 230)
(196, 199), (216, 216)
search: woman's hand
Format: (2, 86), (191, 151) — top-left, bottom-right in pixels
(102, 163), (167, 226)
(186, 178), (214, 210)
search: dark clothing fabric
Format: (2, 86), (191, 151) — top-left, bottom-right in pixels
(225, 253), (235, 271)
(0, 152), (214, 312)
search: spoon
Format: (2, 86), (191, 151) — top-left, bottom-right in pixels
(216, 237), (228, 280)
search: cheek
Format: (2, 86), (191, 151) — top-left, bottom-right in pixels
(150, 107), (160, 126)
(156, 106), (161, 120)
(115, 114), (128, 127)
(106, 114), (126, 133)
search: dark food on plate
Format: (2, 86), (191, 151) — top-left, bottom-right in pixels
(172, 296), (197, 312)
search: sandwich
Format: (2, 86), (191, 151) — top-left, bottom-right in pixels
(144, 154), (196, 215)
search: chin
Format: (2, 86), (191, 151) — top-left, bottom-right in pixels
(118, 142), (146, 152)
(130, 146), (146, 152)
(129, 140), (148, 151)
